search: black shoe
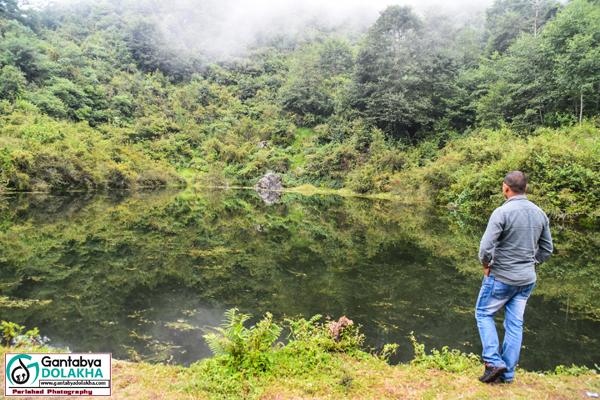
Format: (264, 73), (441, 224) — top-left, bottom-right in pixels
(479, 363), (508, 384)
(493, 376), (513, 384)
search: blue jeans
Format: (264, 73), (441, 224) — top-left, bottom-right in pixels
(475, 274), (535, 381)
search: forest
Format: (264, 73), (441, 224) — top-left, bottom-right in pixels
(1, 1), (600, 398)
(0, 0), (599, 224)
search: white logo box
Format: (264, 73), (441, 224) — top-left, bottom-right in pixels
(5, 353), (112, 397)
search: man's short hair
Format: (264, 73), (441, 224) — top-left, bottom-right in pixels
(504, 171), (528, 194)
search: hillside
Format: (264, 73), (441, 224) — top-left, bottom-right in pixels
(0, 0), (598, 223)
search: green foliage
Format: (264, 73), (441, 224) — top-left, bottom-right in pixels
(0, 320), (23, 345)
(552, 363), (598, 376)
(318, 39), (354, 76)
(280, 44), (336, 124)
(285, 315), (365, 357)
(472, 0), (600, 129)
(201, 310), (367, 378)
(378, 343), (399, 362)
(0, 104), (182, 192)
(0, 0), (597, 227)
(0, 21), (53, 82)
(184, 310), (372, 398)
(484, 0), (560, 54)
(0, 320), (44, 347)
(353, 6), (432, 140)
(395, 124), (600, 224)
(203, 309), (282, 374)
(410, 333), (480, 373)
(0, 64), (25, 100)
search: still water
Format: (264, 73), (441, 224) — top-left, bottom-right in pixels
(0, 189), (598, 370)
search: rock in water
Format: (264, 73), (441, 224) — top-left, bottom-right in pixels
(255, 172), (283, 205)
(255, 172), (283, 192)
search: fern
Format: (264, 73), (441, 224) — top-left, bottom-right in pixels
(202, 308), (281, 374)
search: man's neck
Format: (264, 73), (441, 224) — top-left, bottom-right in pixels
(504, 193), (527, 203)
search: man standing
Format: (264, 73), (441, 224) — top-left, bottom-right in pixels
(475, 171), (553, 384)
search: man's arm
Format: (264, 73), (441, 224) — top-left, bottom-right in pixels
(535, 215), (553, 264)
(479, 208), (504, 274)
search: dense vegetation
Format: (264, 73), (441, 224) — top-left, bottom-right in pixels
(1, 0), (598, 223)
(1, 313), (597, 399)
(1, 2), (598, 397)
(1, 191), (598, 368)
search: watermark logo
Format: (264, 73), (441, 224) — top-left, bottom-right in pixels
(6, 354), (39, 386)
(4, 353), (111, 397)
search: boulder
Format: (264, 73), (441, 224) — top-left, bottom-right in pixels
(255, 172), (283, 192)
(255, 172), (283, 205)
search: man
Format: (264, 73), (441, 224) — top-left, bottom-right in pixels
(475, 171), (553, 384)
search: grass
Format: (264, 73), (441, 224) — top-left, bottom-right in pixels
(1, 347), (597, 399)
(286, 183), (397, 200)
(289, 128), (316, 170)
(1, 313), (598, 399)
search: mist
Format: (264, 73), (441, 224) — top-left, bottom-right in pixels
(154, 0), (492, 58)
(35, 0), (493, 60)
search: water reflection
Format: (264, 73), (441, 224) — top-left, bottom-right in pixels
(0, 189), (598, 369)
(255, 189), (282, 205)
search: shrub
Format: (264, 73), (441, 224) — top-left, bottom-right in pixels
(203, 308), (282, 374)
(304, 142), (359, 188)
(0, 108), (181, 192)
(552, 364), (598, 376)
(0, 65), (26, 101)
(0, 321), (47, 347)
(185, 310), (372, 397)
(410, 333), (480, 373)
(285, 314), (365, 357)
(395, 123), (600, 224)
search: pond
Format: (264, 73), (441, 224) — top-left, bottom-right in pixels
(0, 189), (598, 370)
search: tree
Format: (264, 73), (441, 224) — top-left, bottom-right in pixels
(352, 6), (434, 141)
(0, 24), (52, 82)
(126, 19), (200, 82)
(484, 0), (560, 54)
(543, 0), (600, 124)
(318, 39), (354, 76)
(473, 0), (600, 129)
(280, 46), (334, 123)
(0, 64), (26, 100)
(476, 34), (552, 129)
(0, 0), (37, 27)
(0, 0), (19, 19)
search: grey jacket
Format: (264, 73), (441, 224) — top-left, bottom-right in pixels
(479, 195), (553, 286)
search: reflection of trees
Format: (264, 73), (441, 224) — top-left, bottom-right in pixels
(0, 190), (598, 369)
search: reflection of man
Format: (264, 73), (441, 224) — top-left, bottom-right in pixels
(475, 171), (553, 384)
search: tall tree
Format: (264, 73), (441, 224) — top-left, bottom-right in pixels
(280, 45), (335, 123)
(352, 6), (431, 141)
(473, 0), (600, 129)
(543, 0), (600, 124)
(484, 0), (560, 54)
(0, 0), (19, 19)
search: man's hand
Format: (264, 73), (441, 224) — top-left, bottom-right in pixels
(483, 263), (491, 277)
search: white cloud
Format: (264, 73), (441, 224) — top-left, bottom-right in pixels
(31, 0), (493, 58)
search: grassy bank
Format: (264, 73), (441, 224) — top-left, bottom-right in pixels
(1, 314), (598, 400)
(1, 349), (595, 400)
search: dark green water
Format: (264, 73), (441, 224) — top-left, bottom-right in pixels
(0, 189), (598, 370)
